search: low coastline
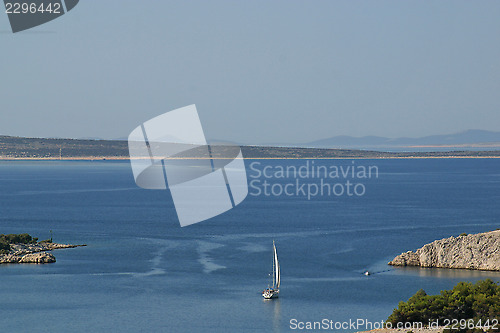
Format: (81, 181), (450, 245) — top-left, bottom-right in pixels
(1, 155), (500, 161)
(1, 135), (499, 160)
(0, 241), (86, 264)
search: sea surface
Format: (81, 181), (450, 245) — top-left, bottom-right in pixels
(0, 158), (499, 332)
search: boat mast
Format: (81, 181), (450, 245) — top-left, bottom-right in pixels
(276, 251), (280, 289)
(274, 241), (280, 290)
(272, 240), (275, 288)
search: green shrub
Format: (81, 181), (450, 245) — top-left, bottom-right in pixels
(0, 238), (10, 253)
(0, 233), (45, 254)
(0, 233), (37, 245)
(387, 279), (500, 332)
(460, 233), (468, 237)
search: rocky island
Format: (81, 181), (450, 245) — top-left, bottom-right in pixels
(389, 230), (500, 271)
(0, 233), (85, 264)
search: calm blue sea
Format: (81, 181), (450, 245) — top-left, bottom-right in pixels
(0, 158), (499, 332)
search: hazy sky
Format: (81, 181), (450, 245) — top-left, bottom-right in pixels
(1, 1), (499, 144)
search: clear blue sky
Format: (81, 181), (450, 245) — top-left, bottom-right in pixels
(1, 1), (499, 144)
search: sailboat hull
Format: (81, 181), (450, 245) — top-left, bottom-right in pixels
(262, 289), (279, 299)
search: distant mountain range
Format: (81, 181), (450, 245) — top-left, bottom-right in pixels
(97, 129), (500, 150)
(304, 130), (500, 149)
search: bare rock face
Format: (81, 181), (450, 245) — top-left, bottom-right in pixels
(389, 230), (500, 271)
(0, 254), (20, 263)
(19, 252), (56, 263)
(388, 251), (420, 266)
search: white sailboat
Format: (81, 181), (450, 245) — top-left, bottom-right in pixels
(262, 240), (280, 299)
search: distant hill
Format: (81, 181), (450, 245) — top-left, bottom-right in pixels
(0, 134), (499, 159)
(306, 129), (500, 149)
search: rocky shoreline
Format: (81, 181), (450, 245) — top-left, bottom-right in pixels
(0, 242), (86, 264)
(389, 230), (500, 271)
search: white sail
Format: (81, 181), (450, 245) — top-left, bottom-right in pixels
(263, 241), (280, 299)
(274, 242), (280, 289)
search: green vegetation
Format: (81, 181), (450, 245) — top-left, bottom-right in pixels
(387, 279), (500, 332)
(0, 238), (9, 254)
(0, 233), (38, 244)
(460, 233), (468, 236)
(0, 233), (40, 254)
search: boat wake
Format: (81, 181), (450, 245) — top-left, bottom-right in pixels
(196, 241), (226, 274)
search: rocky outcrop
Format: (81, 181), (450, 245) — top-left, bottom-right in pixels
(0, 242), (85, 264)
(19, 252), (56, 263)
(389, 230), (500, 271)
